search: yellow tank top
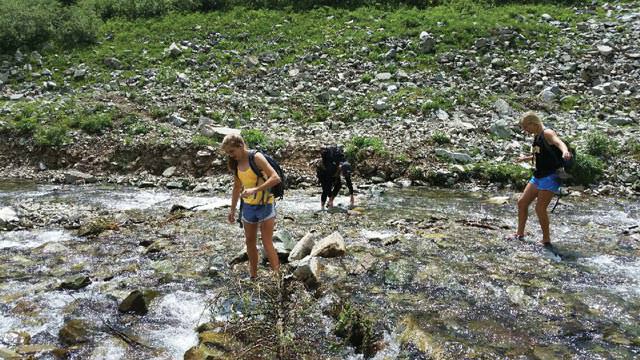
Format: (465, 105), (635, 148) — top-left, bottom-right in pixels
(237, 166), (274, 205)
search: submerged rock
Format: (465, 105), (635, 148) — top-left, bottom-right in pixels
(118, 290), (148, 315)
(59, 319), (90, 345)
(58, 276), (91, 290)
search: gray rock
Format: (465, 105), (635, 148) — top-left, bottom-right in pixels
(199, 126), (240, 141)
(607, 116), (634, 126)
(9, 93), (24, 100)
(288, 232), (317, 261)
(541, 13), (553, 21)
(419, 31), (436, 53)
(373, 98), (389, 111)
(489, 120), (513, 139)
(273, 229), (296, 250)
(246, 55), (259, 67)
(292, 255), (320, 287)
(104, 57), (121, 69)
(0, 207), (19, 229)
(43, 81), (57, 90)
(435, 149), (473, 164)
(64, 170), (96, 184)
(375, 72), (392, 81)
(435, 109), (449, 121)
(310, 232), (346, 258)
(493, 99), (512, 115)
(597, 45), (614, 57)
(166, 181), (185, 189)
(176, 72), (189, 87)
(538, 87), (558, 103)
(73, 68), (86, 79)
(167, 42), (183, 57)
(169, 113), (188, 127)
(162, 166), (177, 177)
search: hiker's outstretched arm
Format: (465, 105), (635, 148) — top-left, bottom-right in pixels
(544, 129), (571, 160)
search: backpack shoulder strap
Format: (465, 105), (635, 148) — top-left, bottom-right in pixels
(247, 150), (264, 180)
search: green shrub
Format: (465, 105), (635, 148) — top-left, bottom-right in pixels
(431, 130), (450, 145)
(568, 153), (604, 186)
(56, 5), (101, 46)
(34, 125), (69, 146)
(472, 162), (529, 187)
(192, 134), (217, 146)
(334, 303), (377, 358)
(241, 128), (267, 148)
(76, 113), (113, 134)
(584, 131), (618, 158)
(345, 136), (387, 162)
(0, 0), (59, 52)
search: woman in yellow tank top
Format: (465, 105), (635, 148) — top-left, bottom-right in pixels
(222, 134), (281, 279)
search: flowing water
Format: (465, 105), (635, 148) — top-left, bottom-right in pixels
(0, 182), (638, 359)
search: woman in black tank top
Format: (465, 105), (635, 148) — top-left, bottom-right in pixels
(509, 112), (572, 245)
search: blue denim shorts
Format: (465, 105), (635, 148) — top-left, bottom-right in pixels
(241, 203), (276, 224)
(529, 173), (560, 193)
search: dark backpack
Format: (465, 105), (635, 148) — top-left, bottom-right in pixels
(539, 134), (577, 181)
(246, 149), (286, 199)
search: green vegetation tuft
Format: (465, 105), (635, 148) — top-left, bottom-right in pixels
(584, 131), (619, 159)
(345, 136), (387, 162)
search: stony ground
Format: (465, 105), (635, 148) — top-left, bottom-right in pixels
(0, 2), (639, 196)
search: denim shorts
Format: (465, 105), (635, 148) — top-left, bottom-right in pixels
(241, 203), (276, 224)
(529, 173), (560, 193)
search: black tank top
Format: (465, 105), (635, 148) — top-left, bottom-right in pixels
(532, 130), (562, 178)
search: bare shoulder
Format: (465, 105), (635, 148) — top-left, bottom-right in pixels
(543, 128), (558, 140)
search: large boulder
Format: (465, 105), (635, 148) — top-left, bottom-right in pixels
(310, 232), (346, 258)
(288, 232), (317, 261)
(292, 256), (321, 288)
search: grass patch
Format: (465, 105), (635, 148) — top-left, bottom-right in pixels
(345, 136), (387, 162)
(584, 131), (619, 159)
(472, 162), (530, 187)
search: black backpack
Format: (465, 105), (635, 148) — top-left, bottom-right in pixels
(540, 134), (577, 179)
(245, 149), (286, 199)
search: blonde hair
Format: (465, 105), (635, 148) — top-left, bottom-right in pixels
(221, 134), (246, 173)
(520, 111), (542, 127)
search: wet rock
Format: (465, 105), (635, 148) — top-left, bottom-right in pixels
(2, 331), (30, 346)
(0, 347), (20, 359)
(118, 290), (148, 315)
(15, 344), (62, 357)
(184, 331), (239, 360)
(59, 276), (91, 290)
(310, 232), (346, 258)
(288, 232), (317, 261)
(64, 170), (96, 184)
(273, 229), (296, 250)
(292, 255), (320, 288)
(0, 207), (19, 229)
(59, 319), (90, 345)
(78, 217), (118, 237)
